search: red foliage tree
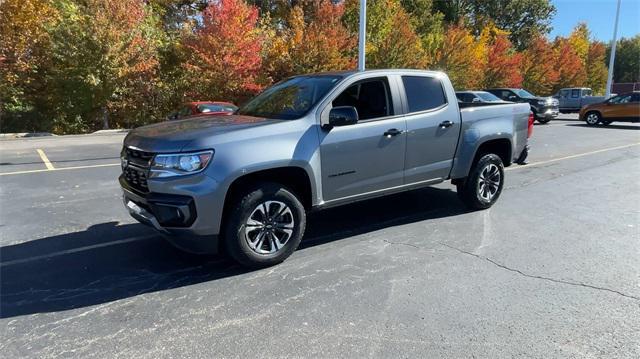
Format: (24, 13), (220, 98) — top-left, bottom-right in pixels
(482, 35), (523, 88)
(183, 0), (263, 102)
(553, 38), (586, 92)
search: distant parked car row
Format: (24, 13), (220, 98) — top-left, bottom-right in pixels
(456, 88), (559, 124)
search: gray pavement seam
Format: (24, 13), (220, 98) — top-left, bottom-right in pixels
(438, 242), (640, 302)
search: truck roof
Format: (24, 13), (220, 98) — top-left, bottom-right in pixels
(291, 69), (446, 78)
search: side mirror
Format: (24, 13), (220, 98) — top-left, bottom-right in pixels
(472, 97), (481, 103)
(508, 95), (518, 101)
(328, 106), (358, 128)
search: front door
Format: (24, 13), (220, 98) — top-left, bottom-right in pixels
(602, 94), (633, 118)
(319, 77), (406, 201)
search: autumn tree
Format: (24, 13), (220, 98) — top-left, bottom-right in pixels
(0, 0), (59, 132)
(343, 0), (427, 69)
(434, 25), (485, 89)
(482, 34), (523, 88)
(585, 41), (608, 94)
(568, 23), (590, 66)
(552, 38), (586, 92)
(521, 35), (559, 95)
(262, 0), (355, 82)
(183, 0), (263, 103)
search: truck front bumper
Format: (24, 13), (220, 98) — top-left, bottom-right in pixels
(539, 106), (559, 119)
(120, 175), (224, 254)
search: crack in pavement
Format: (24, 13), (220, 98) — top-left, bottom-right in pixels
(438, 242), (640, 302)
(382, 239), (421, 249)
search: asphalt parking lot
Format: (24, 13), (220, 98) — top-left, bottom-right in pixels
(1, 114), (639, 358)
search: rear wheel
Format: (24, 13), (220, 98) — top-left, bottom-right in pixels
(457, 154), (505, 210)
(585, 111), (601, 126)
(224, 182), (306, 268)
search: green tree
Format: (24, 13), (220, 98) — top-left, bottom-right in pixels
(434, 0), (556, 50)
(586, 41), (608, 94)
(44, 0), (163, 133)
(607, 35), (640, 83)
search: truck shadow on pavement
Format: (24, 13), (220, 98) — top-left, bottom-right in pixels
(1, 186), (469, 319)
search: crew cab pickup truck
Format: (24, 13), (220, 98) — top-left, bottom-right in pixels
(553, 87), (605, 113)
(120, 70), (532, 267)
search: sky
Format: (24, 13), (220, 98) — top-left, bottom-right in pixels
(550, 0), (640, 41)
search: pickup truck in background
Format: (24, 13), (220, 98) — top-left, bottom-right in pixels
(120, 70), (532, 267)
(553, 87), (606, 113)
(485, 88), (559, 124)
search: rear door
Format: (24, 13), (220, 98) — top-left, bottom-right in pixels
(400, 75), (461, 183)
(319, 76), (407, 201)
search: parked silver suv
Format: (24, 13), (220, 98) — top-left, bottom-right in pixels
(120, 69), (531, 267)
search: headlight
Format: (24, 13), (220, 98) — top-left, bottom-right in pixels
(538, 100), (546, 105)
(150, 150), (213, 178)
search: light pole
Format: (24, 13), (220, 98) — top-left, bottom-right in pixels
(605, 0), (621, 98)
(357, 0), (366, 71)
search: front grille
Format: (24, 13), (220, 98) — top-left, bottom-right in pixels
(123, 148), (154, 193)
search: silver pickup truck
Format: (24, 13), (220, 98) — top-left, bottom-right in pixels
(120, 69), (532, 267)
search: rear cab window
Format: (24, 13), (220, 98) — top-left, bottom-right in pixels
(401, 76), (447, 113)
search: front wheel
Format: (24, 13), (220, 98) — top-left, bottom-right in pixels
(224, 183), (306, 268)
(457, 154), (505, 210)
(585, 111), (601, 126)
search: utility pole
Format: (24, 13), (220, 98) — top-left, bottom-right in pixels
(357, 0), (366, 71)
(605, 0), (621, 98)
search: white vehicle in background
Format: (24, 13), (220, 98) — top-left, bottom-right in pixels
(554, 88), (606, 113)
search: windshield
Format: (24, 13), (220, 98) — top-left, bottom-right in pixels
(476, 92), (503, 102)
(514, 89), (536, 99)
(238, 75), (342, 119)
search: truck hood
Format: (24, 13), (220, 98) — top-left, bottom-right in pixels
(124, 115), (282, 152)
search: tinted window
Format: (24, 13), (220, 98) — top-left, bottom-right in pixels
(178, 106), (192, 117)
(402, 76), (447, 112)
(609, 94), (632, 104)
(571, 89), (580, 98)
(631, 93), (640, 102)
(560, 90), (570, 98)
(333, 79), (393, 120)
(238, 75), (341, 120)
(514, 89), (535, 98)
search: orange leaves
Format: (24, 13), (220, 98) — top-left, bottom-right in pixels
(183, 0), (263, 101)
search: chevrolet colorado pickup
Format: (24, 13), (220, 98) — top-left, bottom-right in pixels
(120, 70), (532, 267)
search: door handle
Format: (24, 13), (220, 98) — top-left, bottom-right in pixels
(383, 128), (403, 137)
(439, 120), (454, 128)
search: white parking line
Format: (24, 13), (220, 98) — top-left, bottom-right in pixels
(506, 142), (640, 171)
(0, 234), (158, 267)
(0, 163), (120, 176)
(36, 149), (55, 170)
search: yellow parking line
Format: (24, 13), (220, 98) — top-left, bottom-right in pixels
(0, 163), (120, 176)
(36, 149), (55, 170)
(506, 142), (640, 171)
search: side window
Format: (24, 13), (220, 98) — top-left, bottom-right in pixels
(618, 95), (632, 104)
(631, 93), (640, 103)
(402, 76), (447, 112)
(333, 78), (392, 121)
(560, 90), (570, 98)
(178, 106), (192, 117)
(571, 89), (580, 98)
(501, 90), (513, 100)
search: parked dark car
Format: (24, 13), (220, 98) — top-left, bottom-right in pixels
(456, 91), (508, 104)
(580, 92), (640, 126)
(485, 88), (559, 124)
(168, 101), (238, 120)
